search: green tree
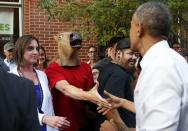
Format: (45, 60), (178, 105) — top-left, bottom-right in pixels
(38, 0), (188, 45)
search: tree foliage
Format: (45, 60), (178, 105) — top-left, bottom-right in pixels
(38, 0), (188, 45)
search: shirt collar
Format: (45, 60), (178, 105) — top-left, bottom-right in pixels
(5, 59), (14, 63)
(140, 40), (170, 70)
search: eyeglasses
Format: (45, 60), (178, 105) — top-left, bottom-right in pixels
(26, 46), (39, 52)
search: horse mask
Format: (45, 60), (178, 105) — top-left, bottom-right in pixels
(54, 32), (82, 66)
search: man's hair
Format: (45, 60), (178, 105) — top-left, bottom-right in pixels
(116, 38), (130, 51)
(106, 37), (124, 49)
(134, 2), (172, 37)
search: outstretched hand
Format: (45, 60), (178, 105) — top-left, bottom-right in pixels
(97, 91), (123, 115)
(42, 115), (70, 130)
(87, 82), (111, 108)
(98, 91), (135, 115)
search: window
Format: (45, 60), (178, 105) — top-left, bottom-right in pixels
(0, 0), (22, 58)
(0, 0), (19, 2)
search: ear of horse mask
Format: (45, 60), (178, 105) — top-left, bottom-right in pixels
(54, 32), (73, 59)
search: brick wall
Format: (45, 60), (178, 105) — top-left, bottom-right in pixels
(23, 0), (98, 62)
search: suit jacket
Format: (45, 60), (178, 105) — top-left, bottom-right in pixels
(0, 57), (9, 71)
(0, 69), (41, 131)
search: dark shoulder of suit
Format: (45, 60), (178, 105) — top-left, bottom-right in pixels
(0, 57), (9, 71)
(0, 69), (41, 131)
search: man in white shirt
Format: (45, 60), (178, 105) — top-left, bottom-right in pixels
(3, 42), (16, 70)
(130, 2), (188, 131)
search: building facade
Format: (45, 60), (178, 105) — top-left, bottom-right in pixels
(0, 0), (98, 61)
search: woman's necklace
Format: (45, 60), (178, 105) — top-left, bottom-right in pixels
(18, 67), (37, 84)
(18, 67), (44, 110)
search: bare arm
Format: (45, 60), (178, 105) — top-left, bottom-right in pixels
(56, 80), (89, 100)
(100, 120), (118, 131)
(98, 91), (135, 115)
(55, 80), (111, 107)
(106, 109), (124, 125)
(100, 110), (134, 131)
(120, 98), (135, 113)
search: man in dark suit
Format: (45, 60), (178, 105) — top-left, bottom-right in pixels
(0, 69), (41, 131)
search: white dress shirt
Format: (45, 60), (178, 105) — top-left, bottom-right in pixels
(4, 59), (16, 70)
(134, 40), (188, 131)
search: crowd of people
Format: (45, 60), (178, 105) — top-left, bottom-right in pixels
(0, 1), (188, 131)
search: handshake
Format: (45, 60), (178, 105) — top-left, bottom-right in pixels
(97, 91), (135, 115)
(85, 83), (135, 131)
(96, 91), (135, 131)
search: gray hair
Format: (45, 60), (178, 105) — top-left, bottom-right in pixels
(134, 2), (172, 37)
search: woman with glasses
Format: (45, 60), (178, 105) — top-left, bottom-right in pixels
(87, 45), (97, 68)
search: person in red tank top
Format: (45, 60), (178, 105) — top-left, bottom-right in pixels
(45, 32), (110, 131)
